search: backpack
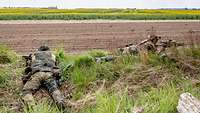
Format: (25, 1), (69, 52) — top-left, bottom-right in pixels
(31, 51), (56, 73)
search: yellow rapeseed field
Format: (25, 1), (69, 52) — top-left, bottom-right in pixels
(0, 8), (199, 20)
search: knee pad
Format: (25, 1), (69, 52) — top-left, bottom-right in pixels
(51, 90), (65, 109)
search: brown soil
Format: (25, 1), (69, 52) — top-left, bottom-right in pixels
(0, 21), (200, 53)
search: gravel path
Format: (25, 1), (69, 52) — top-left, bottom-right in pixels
(0, 20), (199, 24)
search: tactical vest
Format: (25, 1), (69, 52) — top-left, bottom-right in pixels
(31, 51), (56, 73)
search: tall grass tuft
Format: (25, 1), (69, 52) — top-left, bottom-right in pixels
(75, 55), (95, 67)
(72, 65), (97, 90)
(135, 84), (180, 113)
(0, 44), (17, 64)
(0, 67), (11, 87)
(80, 91), (134, 113)
(0, 45), (17, 88)
(23, 101), (61, 113)
(183, 46), (200, 59)
(88, 50), (108, 57)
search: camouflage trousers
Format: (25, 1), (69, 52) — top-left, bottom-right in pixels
(22, 72), (64, 108)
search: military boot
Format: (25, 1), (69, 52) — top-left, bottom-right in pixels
(22, 93), (36, 111)
(51, 89), (66, 110)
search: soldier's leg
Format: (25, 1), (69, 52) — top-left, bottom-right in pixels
(52, 89), (65, 108)
(43, 78), (65, 109)
(22, 73), (42, 107)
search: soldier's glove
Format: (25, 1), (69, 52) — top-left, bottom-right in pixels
(53, 67), (61, 77)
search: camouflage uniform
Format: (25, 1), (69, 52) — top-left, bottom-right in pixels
(119, 44), (138, 55)
(95, 55), (115, 63)
(22, 46), (64, 109)
(144, 35), (161, 52)
(119, 35), (161, 55)
(156, 40), (185, 62)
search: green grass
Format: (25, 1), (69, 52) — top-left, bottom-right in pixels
(23, 101), (61, 113)
(80, 91), (134, 113)
(56, 49), (140, 90)
(135, 84), (180, 113)
(0, 45), (18, 88)
(0, 44), (17, 64)
(0, 106), (16, 113)
(1, 46), (200, 113)
(20, 81), (200, 113)
(72, 66), (96, 89)
(0, 8), (200, 20)
(0, 67), (12, 88)
(182, 46), (200, 59)
(75, 55), (95, 67)
(135, 79), (200, 113)
(88, 50), (108, 57)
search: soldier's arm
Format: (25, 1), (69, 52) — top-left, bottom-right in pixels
(22, 53), (32, 67)
(54, 58), (61, 78)
(24, 66), (32, 75)
(51, 53), (59, 66)
(21, 66), (32, 85)
(136, 39), (150, 47)
(48, 53), (61, 79)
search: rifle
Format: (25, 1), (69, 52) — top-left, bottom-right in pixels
(156, 40), (184, 54)
(22, 54), (32, 67)
(158, 40), (184, 48)
(21, 54), (33, 84)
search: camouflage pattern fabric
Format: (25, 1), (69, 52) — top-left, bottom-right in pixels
(119, 35), (161, 55)
(22, 72), (64, 107)
(31, 51), (56, 73)
(144, 41), (157, 52)
(23, 72), (52, 94)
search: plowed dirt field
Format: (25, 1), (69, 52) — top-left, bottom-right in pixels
(0, 20), (200, 53)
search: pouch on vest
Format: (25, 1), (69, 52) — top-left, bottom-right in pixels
(31, 51), (55, 73)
